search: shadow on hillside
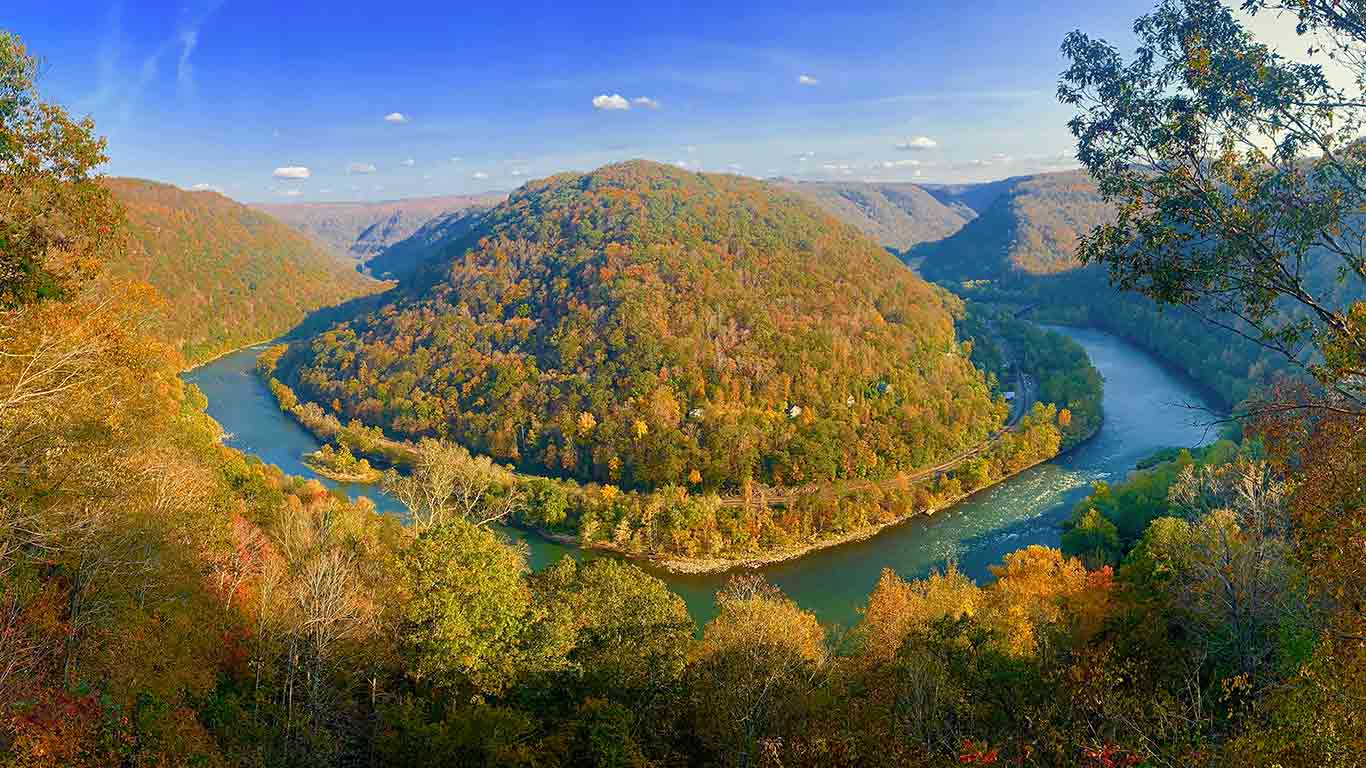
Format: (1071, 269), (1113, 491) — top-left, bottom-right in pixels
(283, 286), (398, 341)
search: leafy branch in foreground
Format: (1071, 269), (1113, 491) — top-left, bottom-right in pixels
(1060, 0), (1366, 406)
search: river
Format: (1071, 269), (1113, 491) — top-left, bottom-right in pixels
(184, 326), (1215, 632)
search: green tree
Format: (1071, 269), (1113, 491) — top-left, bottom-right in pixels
(1060, 0), (1366, 406)
(398, 520), (542, 696)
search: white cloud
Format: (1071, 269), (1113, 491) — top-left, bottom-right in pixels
(347, 162), (377, 175)
(319, 188), (333, 194)
(877, 159), (921, 169)
(686, 145), (698, 154)
(450, 156), (462, 163)
(592, 93), (631, 110)
(727, 163), (743, 172)
(472, 171), (489, 180)
(273, 166), (310, 180)
(510, 167), (529, 177)
(189, 182), (222, 193)
(277, 188), (302, 197)
(895, 136), (938, 151)
(400, 158), (416, 167)
(673, 160), (690, 168)
(632, 96), (661, 109)
(797, 74), (819, 86)
(384, 112), (409, 123)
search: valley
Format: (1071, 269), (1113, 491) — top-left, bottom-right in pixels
(187, 324), (1211, 629)
(7, 5), (1366, 762)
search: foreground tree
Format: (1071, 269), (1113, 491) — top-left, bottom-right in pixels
(0, 31), (123, 307)
(1060, 0), (1366, 406)
(690, 576), (827, 768)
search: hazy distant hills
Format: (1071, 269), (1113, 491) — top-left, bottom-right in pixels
(364, 208), (491, 281)
(283, 160), (1001, 491)
(776, 181), (974, 252)
(105, 178), (382, 365)
(254, 193), (505, 265)
(914, 170), (1113, 281)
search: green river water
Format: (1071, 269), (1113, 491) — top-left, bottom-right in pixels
(185, 326), (1215, 632)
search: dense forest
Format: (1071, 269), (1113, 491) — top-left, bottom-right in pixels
(104, 178), (381, 365)
(911, 170), (1114, 277)
(5, 0), (1366, 764)
(906, 169), (1297, 409)
(282, 161), (1003, 494)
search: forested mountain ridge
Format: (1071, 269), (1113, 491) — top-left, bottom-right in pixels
(255, 193), (505, 265)
(778, 180), (973, 251)
(913, 169), (1113, 278)
(364, 207), (491, 280)
(282, 160), (1004, 492)
(103, 178), (382, 365)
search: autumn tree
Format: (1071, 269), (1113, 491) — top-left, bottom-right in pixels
(690, 576), (827, 768)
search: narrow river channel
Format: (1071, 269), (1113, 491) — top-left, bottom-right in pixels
(185, 326), (1215, 632)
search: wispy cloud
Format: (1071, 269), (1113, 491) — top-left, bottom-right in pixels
(632, 96), (661, 109)
(88, 1), (222, 117)
(277, 188), (303, 197)
(347, 162), (377, 175)
(895, 136), (938, 151)
(399, 158), (416, 167)
(797, 74), (819, 86)
(273, 166), (310, 179)
(189, 182), (222, 193)
(472, 171), (489, 180)
(592, 93), (631, 111)
(384, 112), (409, 123)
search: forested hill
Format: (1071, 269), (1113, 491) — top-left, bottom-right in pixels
(777, 180), (973, 252)
(283, 160), (1002, 492)
(104, 178), (382, 365)
(902, 170), (1296, 408)
(912, 170), (1113, 279)
(364, 207), (491, 280)
(255, 193), (505, 264)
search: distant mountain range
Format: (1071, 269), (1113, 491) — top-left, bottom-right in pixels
(775, 181), (974, 252)
(913, 170), (1113, 280)
(254, 193), (505, 265)
(105, 178), (381, 364)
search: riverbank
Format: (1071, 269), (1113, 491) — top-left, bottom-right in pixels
(257, 342), (1099, 573)
(181, 337), (273, 373)
(187, 326), (1209, 629)
(522, 419), (1099, 574)
(302, 454), (383, 484)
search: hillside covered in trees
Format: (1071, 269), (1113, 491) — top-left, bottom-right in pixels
(7, 2), (1366, 763)
(912, 170), (1113, 278)
(256, 193), (505, 265)
(104, 179), (381, 365)
(281, 161), (1003, 493)
(778, 180), (973, 252)
(898, 170), (1294, 408)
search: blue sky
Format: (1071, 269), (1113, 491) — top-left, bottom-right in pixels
(7, 0), (1157, 202)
